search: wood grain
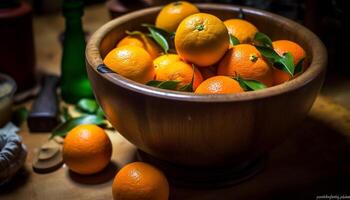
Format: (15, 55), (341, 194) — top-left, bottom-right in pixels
(1, 96), (350, 200)
(2, 4), (349, 199)
(86, 4), (327, 166)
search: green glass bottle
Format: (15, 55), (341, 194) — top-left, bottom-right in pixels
(60, 0), (93, 103)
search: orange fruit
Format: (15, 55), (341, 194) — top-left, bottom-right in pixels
(175, 13), (230, 67)
(155, 60), (203, 90)
(103, 45), (155, 84)
(224, 19), (258, 44)
(112, 162), (169, 200)
(155, 1), (199, 33)
(272, 40), (306, 85)
(217, 44), (273, 87)
(153, 54), (182, 71)
(63, 124), (112, 175)
(116, 34), (162, 59)
(195, 76), (244, 94)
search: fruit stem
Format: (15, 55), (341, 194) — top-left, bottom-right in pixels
(249, 54), (258, 62)
(195, 24), (205, 31)
(173, 1), (182, 6)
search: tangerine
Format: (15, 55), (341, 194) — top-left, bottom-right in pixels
(155, 1), (200, 33)
(217, 44), (273, 86)
(104, 45), (155, 84)
(112, 162), (169, 200)
(195, 76), (244, 94)
(63, 124), (112, 175)
(155, 60), (203, 90)
(224, 19), (258, 44)
(272, 40), (306, 85)
(175, 13), (229, 67)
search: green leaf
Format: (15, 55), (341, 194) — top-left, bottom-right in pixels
(179, 64), (195, 92)
(234, 76), (249, 91)
(255, 46), (295, 76)
(229, 34), (240, 46)
(157, 81), (180, 90)
(242, 79), (267, 91)
(179, 83), (193, 92)
(146, 80), (163, 87)
(11, 107), (28, 126)
(96, 106), (105, 118)
(254, 32), (273, 48)
(126, 30), (144, 36)
(278, 52), (294, 75)
(142, 24), (169, 53)
(294, 57), (305, 75)
(61, 106), (71, 122)
(255, 46), (280, 61)
(146, 80), (180, 90)
(76, 98), (98, 114)
(234, 76), (266, 91)
(50, 115), (106, 139)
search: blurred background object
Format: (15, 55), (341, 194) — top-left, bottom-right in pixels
(0, 123), (27, 186)
(0, 0), (36, 92)
(27, 75), (59, 132)
(106, 0), (153, 18)
(0, 73), (17, 127)
(60, 0), (93, 103)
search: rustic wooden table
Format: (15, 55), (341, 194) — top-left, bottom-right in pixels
(1, 4), (350, 200)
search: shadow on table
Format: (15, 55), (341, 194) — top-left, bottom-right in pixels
(169, 116), (350, 200)
(67, 161), (119, 185)
(0, 167), (30, 194)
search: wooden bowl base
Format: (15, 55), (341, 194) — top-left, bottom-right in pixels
(137, 150), (266, 188)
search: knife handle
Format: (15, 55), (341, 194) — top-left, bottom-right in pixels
(27, 75), (60, 132)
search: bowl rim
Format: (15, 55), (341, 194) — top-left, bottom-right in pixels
(86, 3), (327, 103)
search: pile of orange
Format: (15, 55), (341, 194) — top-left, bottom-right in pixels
(103, 1), (307, 94)
(64, 2), (308, 199)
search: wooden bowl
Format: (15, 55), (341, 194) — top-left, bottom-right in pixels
(86, 4), (326, 167)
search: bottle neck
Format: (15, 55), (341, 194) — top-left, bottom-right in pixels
(63, 0), (84, 25)
(65, 15), (83, 31)
(63, 0), (84, 32)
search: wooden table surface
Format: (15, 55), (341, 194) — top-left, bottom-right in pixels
(1, 4), (350, 200)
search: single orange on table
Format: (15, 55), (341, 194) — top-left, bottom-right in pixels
(217, 44), (273, 87)
(112, 162), (169, 200)
(175, 13), (230, 67)
(63, 124), (112, 175)
(116, 33), (162, 59)
(155, 1), (199, 33)
(224, 19), (258, 44)
(195, 76), (244, 94)
(272, 40), (306, 85)
(155, 60), (203, 90)
(103, 45), (155, 84)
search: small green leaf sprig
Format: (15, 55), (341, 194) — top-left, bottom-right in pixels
(146, 64), (196, 92)
(253, 32), (305, 77)
(229, 34), (240, 46)
(141, 24), (173, 54)
(233, 75), (266, 91)
(51, 99), (107, 139)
